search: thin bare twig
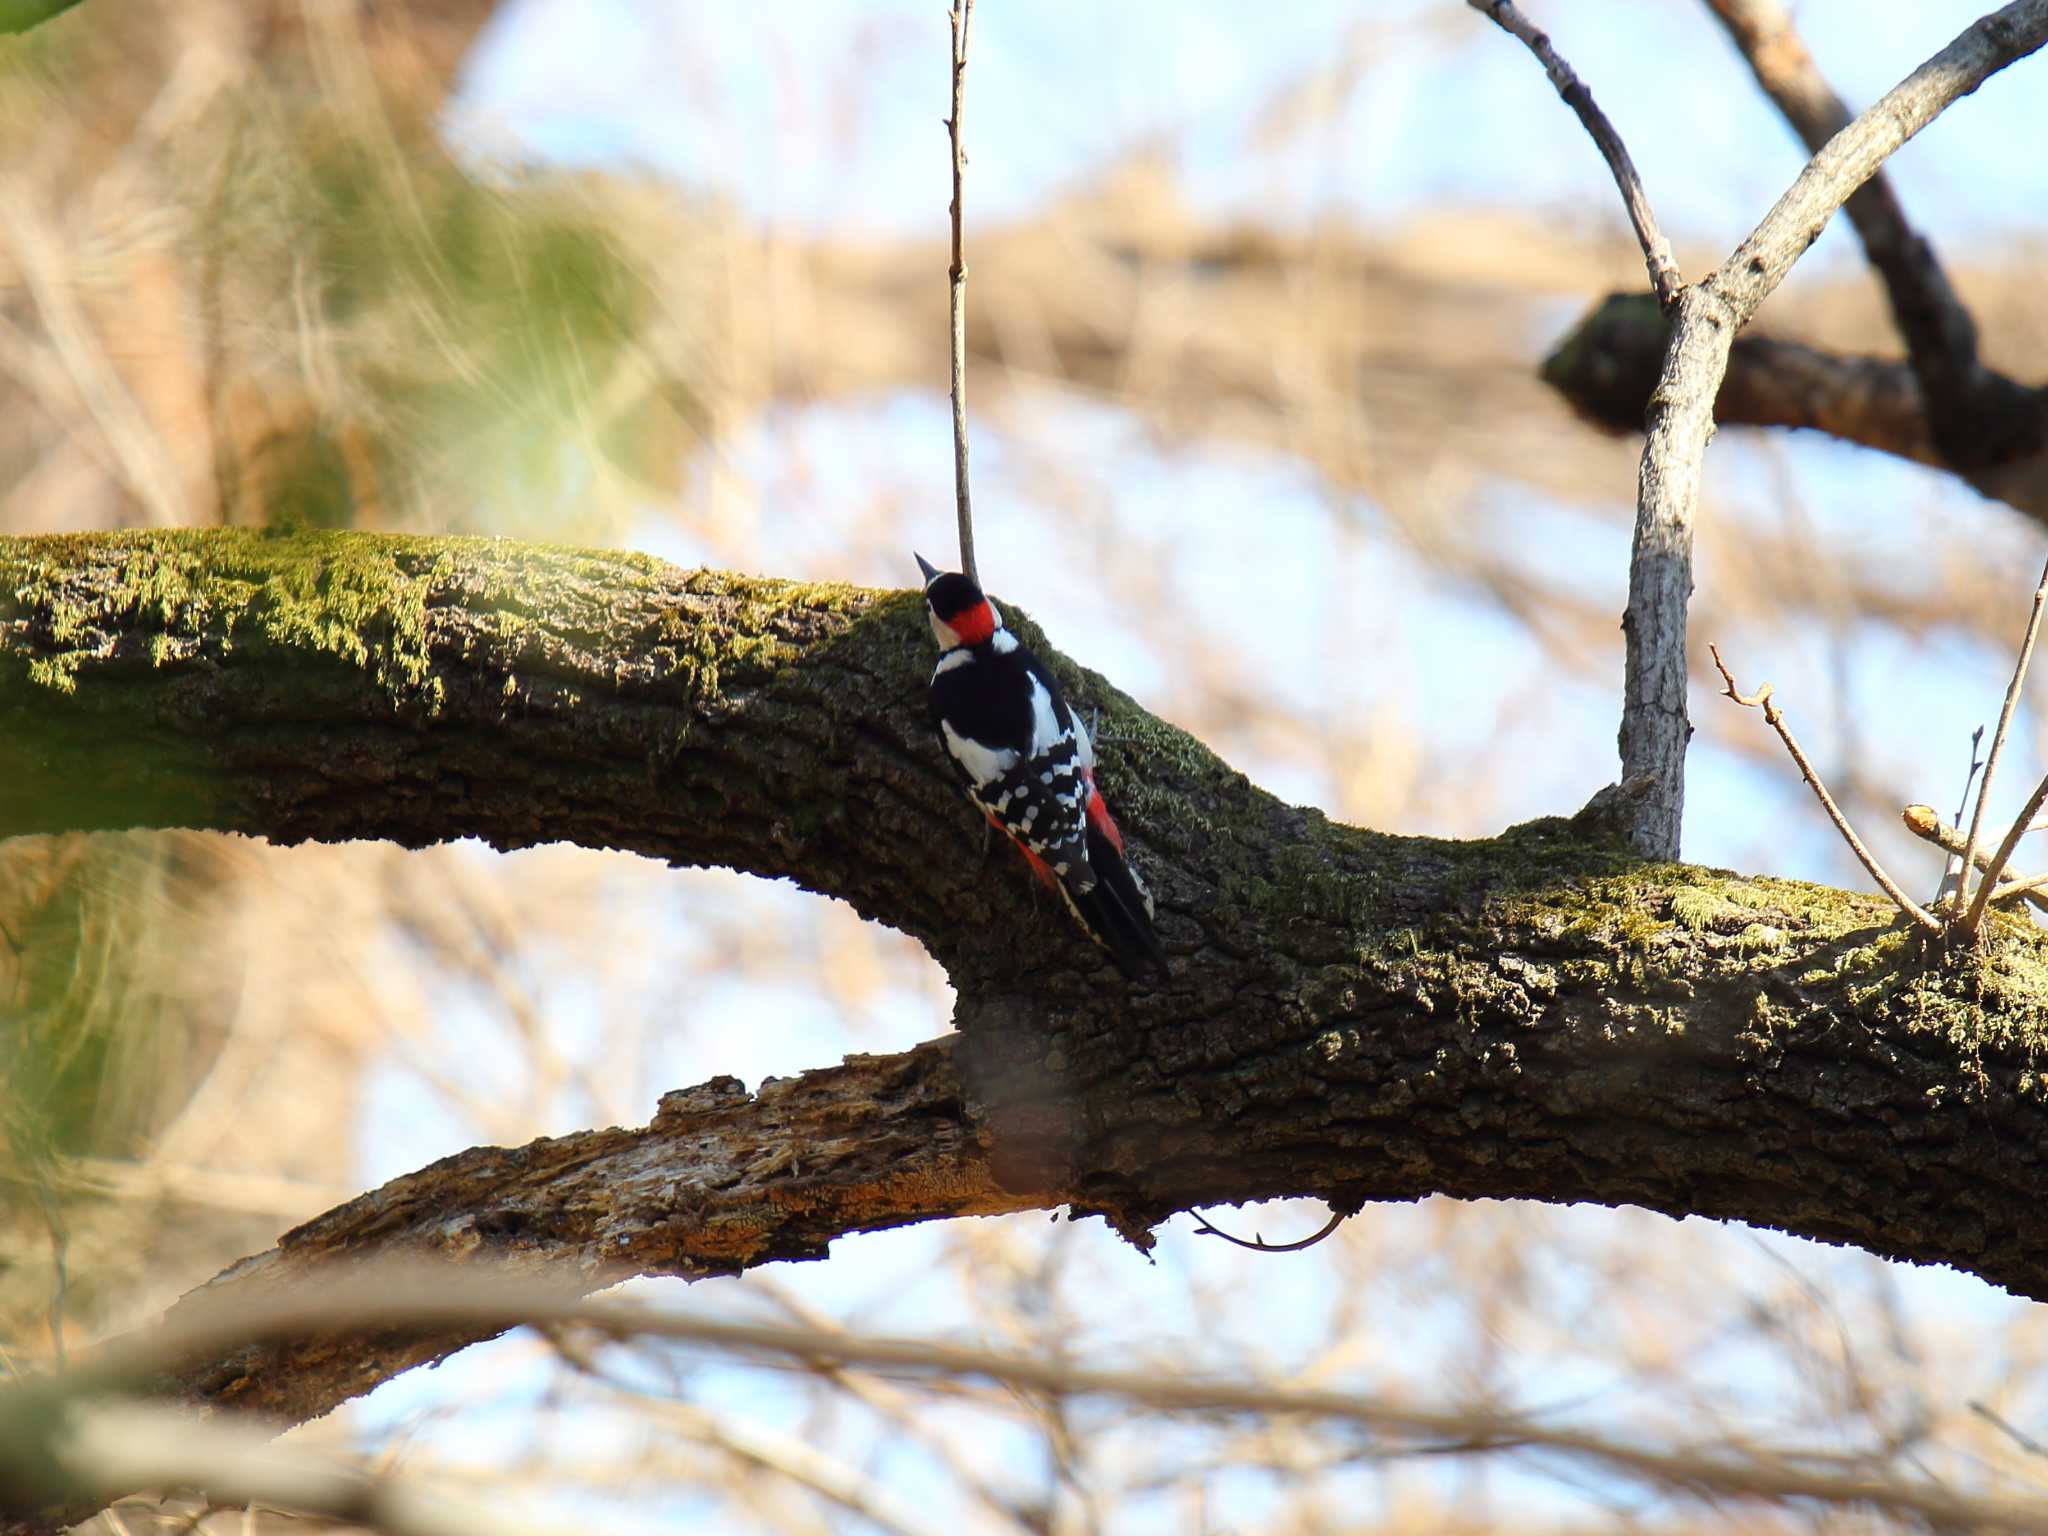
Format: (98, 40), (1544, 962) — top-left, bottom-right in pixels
(1973, 1400), (2048, 1462)
(1958, 557), (2048, 934)
(1900, 804), (2048, 915)
(1964, 765), (2048, 933)
(1463, 1), (1681, 309)
(1975, 860), (2048, 910)
(1189, 1205), (1347, 1254)
(544, 1330), (952, 1536)
(946, 0), (979, 585)
(1709, 644), (1940, 933)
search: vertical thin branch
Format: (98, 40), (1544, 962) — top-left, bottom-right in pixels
(1955, 557), (2048, 919)
(1963, 766), (2048, 935)
(1939, 726), (1986, 904)
(946, 0), (979, 586)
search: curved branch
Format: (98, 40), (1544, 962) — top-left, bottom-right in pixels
(11, 530), (2048, 1527)
(1464, 0), (1681, 307)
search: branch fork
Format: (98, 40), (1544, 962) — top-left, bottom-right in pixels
(1473, 0), (2048, 860)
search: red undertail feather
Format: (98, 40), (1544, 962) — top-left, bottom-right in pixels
(1081, 769), (1124, 853)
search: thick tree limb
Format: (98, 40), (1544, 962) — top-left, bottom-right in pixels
(12, 531), (2048, 1527)
(1612, 0), (2048, 858)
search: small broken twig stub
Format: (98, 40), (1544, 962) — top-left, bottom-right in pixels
(1710, 644), (1940, 933)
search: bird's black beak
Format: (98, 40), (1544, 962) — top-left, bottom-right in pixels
(914, 551), (943, 587)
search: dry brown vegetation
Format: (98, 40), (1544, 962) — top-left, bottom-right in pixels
(7, 2), (2048, 1532)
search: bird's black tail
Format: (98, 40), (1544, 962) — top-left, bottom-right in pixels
(1064, 824), (1168, 981)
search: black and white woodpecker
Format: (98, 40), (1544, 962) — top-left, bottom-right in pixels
(916, 553), (1167, 979)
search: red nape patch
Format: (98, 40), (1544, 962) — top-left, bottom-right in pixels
(1082, 771), (1125, 853)
(949, 600), (996, 648)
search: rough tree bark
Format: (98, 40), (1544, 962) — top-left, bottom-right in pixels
(7, 529), (2048, 1506)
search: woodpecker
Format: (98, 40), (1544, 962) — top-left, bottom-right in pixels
(917, 552), (1167, 979)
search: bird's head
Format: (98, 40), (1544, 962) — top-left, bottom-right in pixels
(915, 552), (1002, 651)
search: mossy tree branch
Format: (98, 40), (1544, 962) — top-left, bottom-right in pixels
(8, 530), (2048, 1508)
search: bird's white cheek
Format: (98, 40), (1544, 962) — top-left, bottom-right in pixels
(929, 612), (960, 649)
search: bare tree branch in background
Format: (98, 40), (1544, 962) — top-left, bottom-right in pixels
(18, 1270), (2048, 1536)
(1703, 0), (2044, 471)
(1547, 294), (1996, 476)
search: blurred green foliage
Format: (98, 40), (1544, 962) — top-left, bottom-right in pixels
(0, 840), (202, 1184)
(211, 103), (680, 536)
(0, 0), (83, 37)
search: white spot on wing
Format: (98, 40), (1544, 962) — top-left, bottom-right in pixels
(990, 628), (1017, 654)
